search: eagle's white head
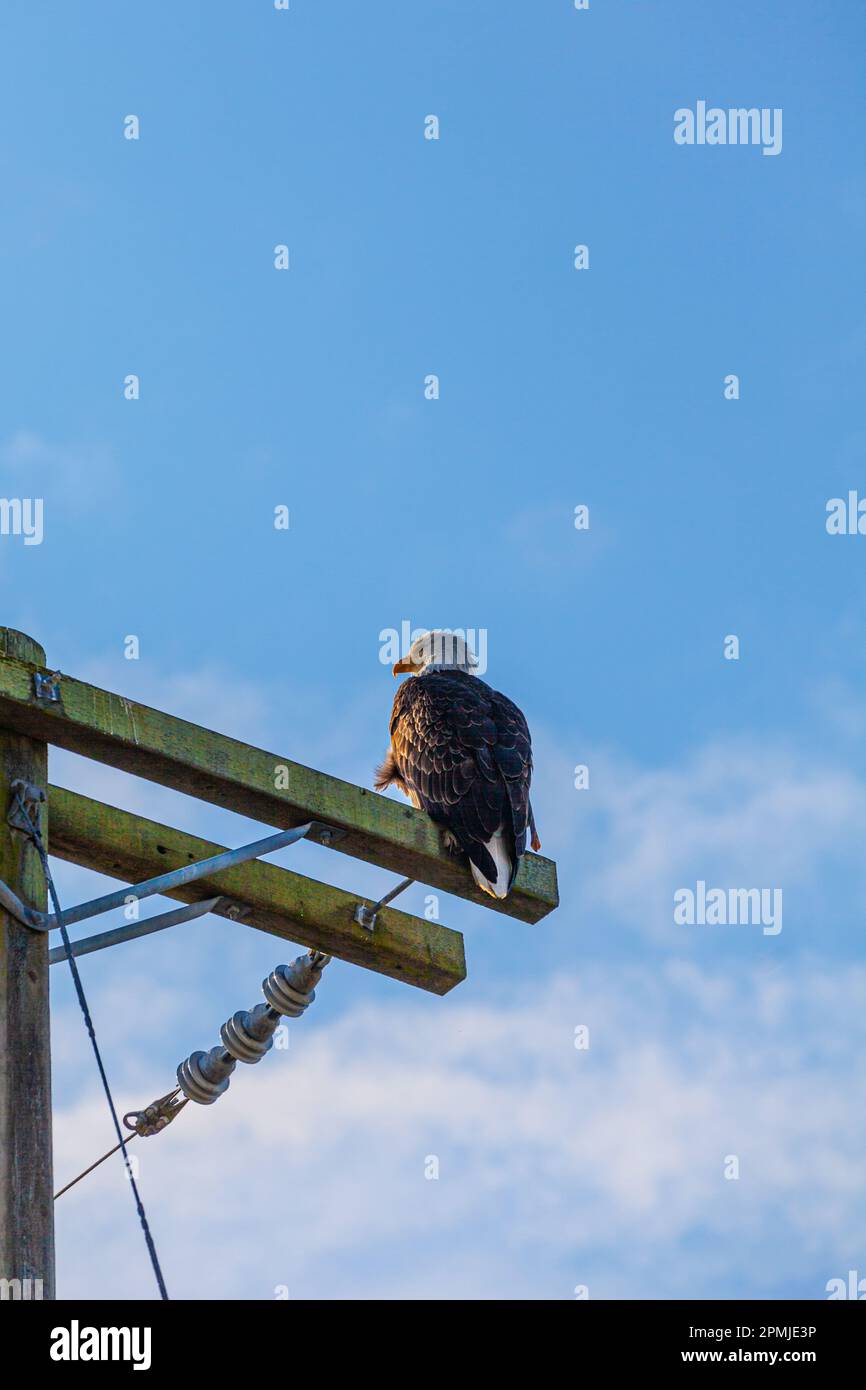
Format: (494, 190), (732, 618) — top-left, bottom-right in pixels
(392, 629), (479, 678)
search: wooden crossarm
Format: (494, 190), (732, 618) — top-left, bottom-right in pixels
(46, 786), (466, 996)
(0, 652), (559, 923)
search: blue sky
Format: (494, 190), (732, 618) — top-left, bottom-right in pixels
(2, 0), (866, 1299)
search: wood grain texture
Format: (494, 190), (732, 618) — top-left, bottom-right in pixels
(0, 629), (53, 1299)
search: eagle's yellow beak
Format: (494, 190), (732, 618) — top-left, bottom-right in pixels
(392, 657), (414, 676)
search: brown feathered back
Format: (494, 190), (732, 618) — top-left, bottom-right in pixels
(376, 670), (534, 889)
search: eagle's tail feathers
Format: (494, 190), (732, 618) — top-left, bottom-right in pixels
(469, 830), (513, 899)
(374, 751), (398, 791)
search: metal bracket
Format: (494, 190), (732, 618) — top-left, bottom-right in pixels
(7, 779), (46, 837)
(353, 877), (415, 934)
(353, 903), (377, 932)
(33, 670), (61, 702)
(306, 822), (349, 848)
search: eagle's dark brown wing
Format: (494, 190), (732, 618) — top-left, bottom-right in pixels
(375, 670), (533, 888)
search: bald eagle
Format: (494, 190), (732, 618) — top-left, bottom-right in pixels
(375, 630), (541, 899)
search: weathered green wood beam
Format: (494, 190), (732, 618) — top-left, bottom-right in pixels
(46, 786), (466, 996)
(0, 654), (558, 923)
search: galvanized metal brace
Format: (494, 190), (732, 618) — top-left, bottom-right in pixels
(43, 822), (315, 931)
(48, 896), (228, 966)
(1, 794), (330, 958)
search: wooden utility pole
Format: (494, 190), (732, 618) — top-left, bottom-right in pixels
(0, 627), (53, 1299)
(0, 636), (556, 1297)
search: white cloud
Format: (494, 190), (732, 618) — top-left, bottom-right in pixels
(531, 729), (866, 942)
(52, 956), (866, 1300)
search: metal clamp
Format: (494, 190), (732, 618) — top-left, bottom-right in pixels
(124, 1089), (187, 1138)
(7, 779), (46, 837)
(33, 670), (61, 702)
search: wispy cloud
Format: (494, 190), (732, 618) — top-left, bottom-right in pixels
(0, 429), (116, 511)
(501, 500), (613, 576)
(531, 728), (866, 945)
(52, 956), (866, 1300)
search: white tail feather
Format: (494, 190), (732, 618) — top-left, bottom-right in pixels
(470, 829), (512, 899)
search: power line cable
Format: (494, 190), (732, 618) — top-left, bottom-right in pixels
(13, 787), (170, 1300)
